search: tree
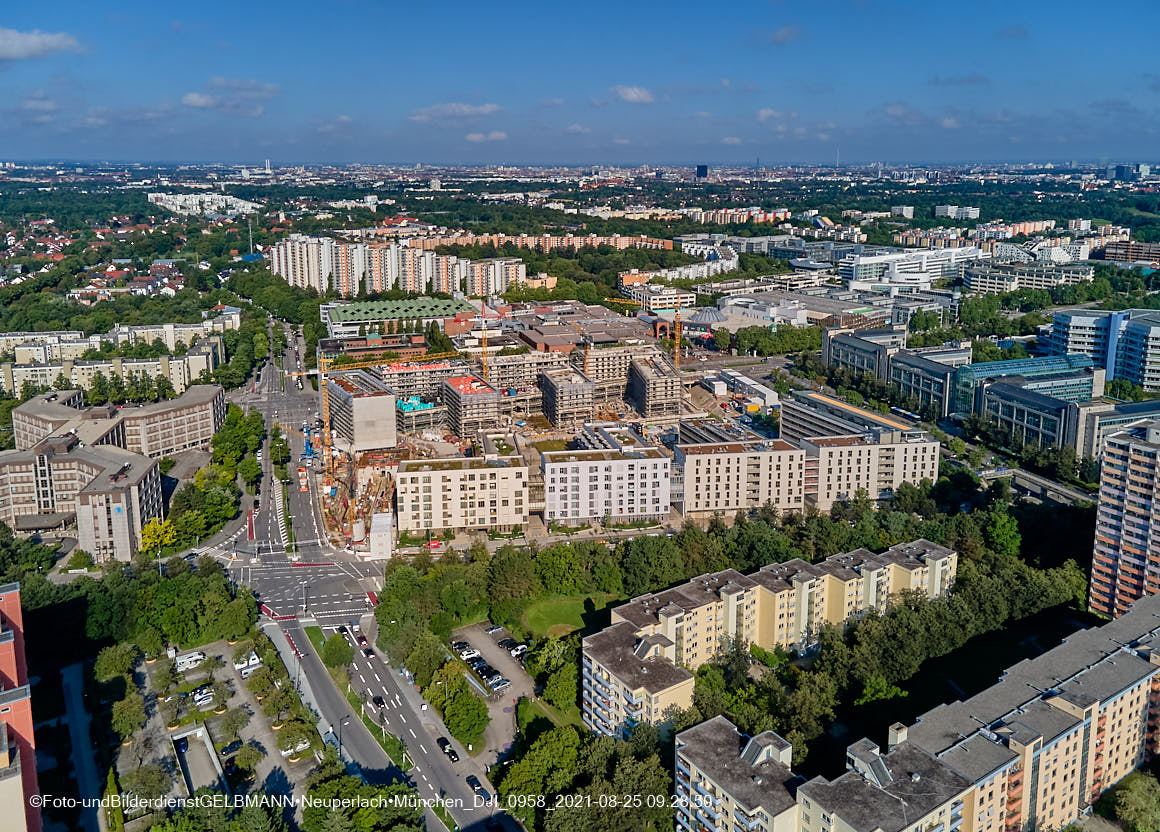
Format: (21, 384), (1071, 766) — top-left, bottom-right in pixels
(122, 763), (170, 800)
(544, 662), (578, 711)
(443, 680), (490, 748)
(111, 692), (146, 741)
(237, 456), (262, 490)
(220, 707), (251, 741)
(405, 631), (448, 689)
(1116, 771), (1160, 832)
(94, 643), (140, 682)
(234, 742), (263, 773)
(985, 510), (1021, 558)
(713, 327), (731, 352)
(140, 517), (177, 557)
(320, 633), (354, 668)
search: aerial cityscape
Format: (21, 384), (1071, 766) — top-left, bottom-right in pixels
(5, 3), (1160, 832)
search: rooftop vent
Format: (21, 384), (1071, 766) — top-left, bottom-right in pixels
(910, 772), (920, 783)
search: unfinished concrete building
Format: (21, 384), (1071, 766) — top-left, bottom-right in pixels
(573, 343), (662, 402)
(442, 376), (501, 440)
(540, 369), (596, 428)
(629, 356), (682, 418)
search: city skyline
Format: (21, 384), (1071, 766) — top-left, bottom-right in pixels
(4, 0), (1160, 165)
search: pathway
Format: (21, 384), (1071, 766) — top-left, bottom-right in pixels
(60, 663), (104, 832)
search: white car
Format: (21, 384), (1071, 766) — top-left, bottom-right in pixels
(458, 648), (480, 661)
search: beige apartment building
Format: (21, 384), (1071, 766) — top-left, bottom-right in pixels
(395, 456), (528, 534)
(0, 336), (223, 396)
(676, 589), (1160, 832)
(674, 439), (805, 518)
(0, 436), (162, 562)
(581, 540), (956, 738)
(12, 386), (226, 458)
(800, 432), (940, 511)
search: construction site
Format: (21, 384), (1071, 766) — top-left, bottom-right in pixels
(297, 296), (709, 552)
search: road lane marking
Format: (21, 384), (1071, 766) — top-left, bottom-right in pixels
(409, 728), (416, 738)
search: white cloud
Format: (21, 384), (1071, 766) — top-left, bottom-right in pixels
(410, 102), (500, 123)
(0, 26), (80, 60)
(565, 124), (591, 134)
(182, 77), (279, 117)
(613, 137), (630, 145)
(884, 103), (908, 118)
(465, 130), (507, 142)
(182, 92), (217, 108)
(722, 136), (742, 145)
(610, 85), (654, 104)
(767, 26), (804, 47)
(21, 92), (56, 113)
(939, 116), (961, 129)
(756, 108), (782, 123)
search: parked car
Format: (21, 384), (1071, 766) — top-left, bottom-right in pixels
(487, 676), (510, 690)
(437, 737), (460, 763)
(467, 657), (486, 670)
(478, 666), (498, 680)
(484, 625), (504, 636)
(452, 641), (470, 652)
(497, 638), (516, 650)
(509, 644), (527, 658)
(466, 775), (489, 801)
(459, 648), (480, 661)
(220, 740), (242, 757)
(175, 737), (189, 753)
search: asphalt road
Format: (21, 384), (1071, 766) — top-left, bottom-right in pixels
(201, 322), (514, 830)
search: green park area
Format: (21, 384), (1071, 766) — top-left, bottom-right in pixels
(522, 594), (619, 638)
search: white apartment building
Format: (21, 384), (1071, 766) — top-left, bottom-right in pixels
(269, 233), (336, 293)
(395, 456), (528, 533)
(463, 257), (526, 297)
(674, 439), (805, 518)
(839, 247), (990, 292)
(963, 262), (1095, 294)
(542, 447), (670, 526)
(933, 204), (981, 220)
(626, 284), (698, 312)
(800, 432), (940, 511)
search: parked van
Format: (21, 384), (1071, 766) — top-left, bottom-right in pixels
(233, 651), (260, 671)
(175, 651), (207, 673)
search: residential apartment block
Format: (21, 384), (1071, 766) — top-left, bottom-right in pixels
(933, 204), (981, 219)
(542, 446), (670, 526)
(1090, 420), (1160, 617)
(0, 336), (224, 396)
(800, 432), (941, 512)
(394, 456), (528, 534)
(0, 584), (40, 832)
(539, 369), (596, 428)
(676, 583), (1160, 832)
(0, 437), (162, 561)
(12, 386), (226, 458)
(628, 356), (682, 418)
(673, 439), (805, 518)
(442, 376), (501, 440)
(581, 540), (956, 738)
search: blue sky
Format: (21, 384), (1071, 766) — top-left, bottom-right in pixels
(3, 0), (1159, 165)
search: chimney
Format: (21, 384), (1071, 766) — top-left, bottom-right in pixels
(887, 722), (908, 751)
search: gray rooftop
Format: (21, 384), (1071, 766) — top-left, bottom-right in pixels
(582, 621), (693, 694)
(677, 716), (799, 819)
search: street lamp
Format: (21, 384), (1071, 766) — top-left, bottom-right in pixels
(337, 714), (351, 759)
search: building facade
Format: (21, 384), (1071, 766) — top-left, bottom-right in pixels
(1090, 420), (1160, 617)
(673, 439), (805, 518)
(581, 540), (956, 738)
(799, 433), (941, 512)
(1050, 308), (1160, 391)
(0, 584), (39, 832)
(394, 457), (528, 534)
(326, 370), (398, 452)
(542, 447), (670, 526)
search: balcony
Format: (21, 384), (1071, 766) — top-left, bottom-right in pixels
(733, 810), (761, 831)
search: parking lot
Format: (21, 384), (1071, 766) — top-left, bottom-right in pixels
(453, 622), (535, 762)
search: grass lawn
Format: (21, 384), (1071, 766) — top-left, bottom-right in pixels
(532, 439), (570, 452)
(522, 594), (620, 638)
(524, 696), (584, 729)
(304, 626), (325, 655)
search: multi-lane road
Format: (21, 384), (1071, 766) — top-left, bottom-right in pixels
(200, 322), (510, 830)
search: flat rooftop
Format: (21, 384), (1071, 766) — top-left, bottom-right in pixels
(542, 448), (666, 464)
(398, 456), (523, 473)
(679, 439), (798, 455)
(792, 391), (914, 430)
(444, 375), (497, 396)
(327, 298), (472, 321)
